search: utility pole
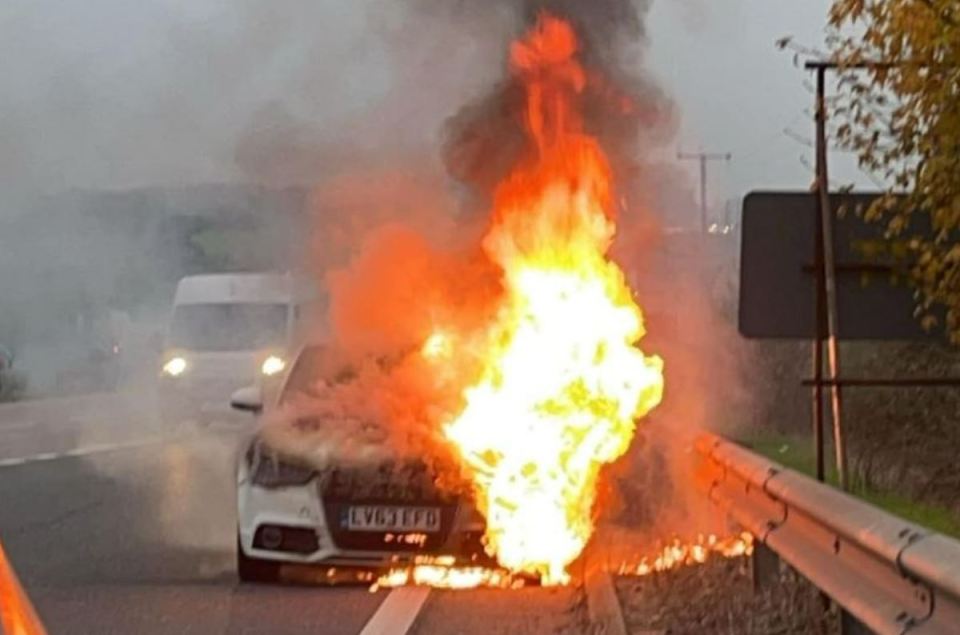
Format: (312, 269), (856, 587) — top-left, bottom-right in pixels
(678, 150), (732, 233)
(806, 61), (850, 491)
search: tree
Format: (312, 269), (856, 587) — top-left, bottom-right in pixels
(829, 1), (960, 340)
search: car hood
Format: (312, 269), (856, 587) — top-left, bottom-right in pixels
(250, 428), (469, 503)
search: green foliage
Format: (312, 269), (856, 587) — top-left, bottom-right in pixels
(829, 0), (960, 340)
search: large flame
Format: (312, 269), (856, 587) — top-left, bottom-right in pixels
(438, 14), (664, 585)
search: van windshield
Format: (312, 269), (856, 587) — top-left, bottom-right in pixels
(168, 303), (287, 351)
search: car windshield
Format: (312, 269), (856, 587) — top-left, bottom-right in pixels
(281, 345), (354, 401)
(168, 303), (287, 351)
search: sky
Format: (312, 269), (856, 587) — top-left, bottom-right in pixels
(648, 0), (868, 203)
(0, 0), (868, 215)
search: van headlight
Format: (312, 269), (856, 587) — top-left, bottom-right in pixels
(162, 357), (188, 377)
(261, 355), (286, 376)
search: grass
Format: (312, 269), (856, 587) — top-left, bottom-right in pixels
(736, 434), (960, 540)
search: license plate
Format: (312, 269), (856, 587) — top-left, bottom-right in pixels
(345, 506), (441, 532)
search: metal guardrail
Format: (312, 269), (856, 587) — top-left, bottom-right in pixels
(696, 433), (960, 635)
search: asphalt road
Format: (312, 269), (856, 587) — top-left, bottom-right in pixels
(0, 392), (582, 635)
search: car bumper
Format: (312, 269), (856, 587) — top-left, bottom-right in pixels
(237, 477), (486, 567)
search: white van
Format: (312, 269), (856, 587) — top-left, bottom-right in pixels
(158, 272), (320, 424)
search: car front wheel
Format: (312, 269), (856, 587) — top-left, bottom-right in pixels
(236, 537), (280, 583)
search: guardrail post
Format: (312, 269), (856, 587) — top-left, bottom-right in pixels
(751, 541), (780, 591)
(840, 609), (871, 635)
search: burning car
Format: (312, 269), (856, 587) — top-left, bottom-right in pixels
(232, 13), (666, 587)
(231, 344), (489, 583)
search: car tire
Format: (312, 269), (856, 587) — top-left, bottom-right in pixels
(237, 537), (280, 583)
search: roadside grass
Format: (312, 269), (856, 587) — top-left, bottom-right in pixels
(736, 434), (960, 540)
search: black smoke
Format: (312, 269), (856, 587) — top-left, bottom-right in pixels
(419, 0), (677, 206)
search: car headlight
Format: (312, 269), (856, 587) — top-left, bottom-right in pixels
(251, 455), (316, 488)
(162, 356), (187, 377)
(261, 355), (286, 376)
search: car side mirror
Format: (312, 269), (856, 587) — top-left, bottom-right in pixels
(230, 386), (263, 414)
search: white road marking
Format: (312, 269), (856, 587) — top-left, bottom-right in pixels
(358, 588), (431, 635)
(0, 437), (169, 469)
(64, 443), (112, 456)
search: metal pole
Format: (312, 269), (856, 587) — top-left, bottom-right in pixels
(677, 151), (732, 234)
(814, 66), (849, 490)
(700, 155), (708, 234)
(751, 542), (780, 592)
(812, 206), (825, 482)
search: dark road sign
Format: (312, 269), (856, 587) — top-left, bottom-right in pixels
(739, 191), (937, 340)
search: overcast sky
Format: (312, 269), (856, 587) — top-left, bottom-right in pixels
(0, 0), (867, 214)
(649, 0), (868, 203)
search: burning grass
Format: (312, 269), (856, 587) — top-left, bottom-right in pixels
(615, 532), (754, 577)
(366, 533), (754, 592)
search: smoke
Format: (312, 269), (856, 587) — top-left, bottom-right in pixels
(397, 1), (745, 541)
(310, 0), (685, 339)
(271, 190), (504, 474)
(273, 6), (719, 554)
(290, 1), (742, 501)
(0, 0), (742, 540)
(435, 0), (677, 210)
(0, 0), (513, 393)
(1, 1), (362, 199)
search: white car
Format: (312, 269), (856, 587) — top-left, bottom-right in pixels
(232, 345), (488, 582)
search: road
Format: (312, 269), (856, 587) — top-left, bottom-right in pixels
(0, 392), (581, 635)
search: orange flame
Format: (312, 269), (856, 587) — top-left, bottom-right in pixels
(437, 14), (664, 585)
(0, 539), (47, 635)
(372, 556), (525, 592)
(616, 533), (754, 577)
